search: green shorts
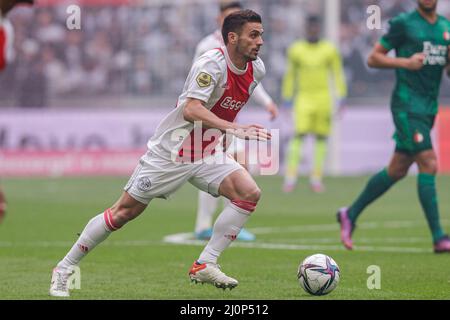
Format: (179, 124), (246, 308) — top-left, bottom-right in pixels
(392, 111), (435, 155)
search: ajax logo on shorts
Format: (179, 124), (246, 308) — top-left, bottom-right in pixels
(137, 177), (152, 192)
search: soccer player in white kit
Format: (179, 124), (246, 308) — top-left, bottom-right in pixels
(193, 1), (278, 242)
(0, 0), (34, 223)
(50, 9), (271, 296)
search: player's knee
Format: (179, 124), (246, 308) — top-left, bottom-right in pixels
(390, 169), (408, 181)
(419, 158), (438, 175)
(388, 165), (409, 181)
(242, 186), (261, 203)
(429, 162), (438, 175)
(231, 187), (260, 214)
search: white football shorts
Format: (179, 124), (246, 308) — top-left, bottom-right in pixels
(124, 150), (244, 204)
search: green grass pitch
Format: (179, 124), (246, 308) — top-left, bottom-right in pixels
(0, 175), (449, 299)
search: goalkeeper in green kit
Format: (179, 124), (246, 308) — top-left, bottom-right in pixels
(337, 0), (450, 253)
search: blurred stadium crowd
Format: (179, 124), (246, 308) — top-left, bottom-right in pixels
(0, 0), (449, 108)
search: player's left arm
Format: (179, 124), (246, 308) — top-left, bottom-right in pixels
(251, 58), (278, 120)
(252, 83), (278, 120)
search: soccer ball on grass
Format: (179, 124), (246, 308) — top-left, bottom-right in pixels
(297, 253), (340, 296)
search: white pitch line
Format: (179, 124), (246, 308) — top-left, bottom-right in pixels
(248, 220), (450, 235)
(264, 237), (429, 244)
(0, 219), (444, 254)
(161, 234), (432, 254)
(161, 220), (446, 254)
(0, 237), (433, 254)
(0, 240), (163, 248)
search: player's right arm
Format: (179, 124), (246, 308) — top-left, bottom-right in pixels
(367, 15), (424, 71)
(183, 98), (236, 132)
(183, 54), (270, 141)
(367, 43), (425, 70)
(183, 98), (270, 141)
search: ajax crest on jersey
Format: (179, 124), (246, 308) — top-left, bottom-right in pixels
(297, 253), (340, 296)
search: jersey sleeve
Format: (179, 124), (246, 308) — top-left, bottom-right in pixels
(185, 54), (222, 103)
(193, 39), (209, 63)
(380, 16), (405, 51)
(251, 57), (272, 106)
(252, 56), (266, 82)
(0, 19), (14, 70)
(252, 84), (273, 107)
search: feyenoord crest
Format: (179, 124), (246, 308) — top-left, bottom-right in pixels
(137, 177), (152, 192)
(444, 31), (450, 41)
(414, 131), (424, 144)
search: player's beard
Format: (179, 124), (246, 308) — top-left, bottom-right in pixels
(244, 50), (258, 62)
(237, 42), (259, 62)
(418, 0), (437, 13)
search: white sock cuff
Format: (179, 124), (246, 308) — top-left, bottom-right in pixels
(103, 208), (120, 231)
(229, 200), (256, 215)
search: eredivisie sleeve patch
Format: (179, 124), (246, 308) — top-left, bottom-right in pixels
(196, 72), (212, 88)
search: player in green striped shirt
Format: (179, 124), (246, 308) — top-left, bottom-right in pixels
(337, 0), (450, 253)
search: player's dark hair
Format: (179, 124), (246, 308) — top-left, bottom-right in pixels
(1, 0), (33, 16)
(307, 15), (321, 25)
(222, 9), (262, 45)
(219, 1), (242, 13)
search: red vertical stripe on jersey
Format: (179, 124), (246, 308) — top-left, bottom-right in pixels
(0, 27), (6, 70)
(177, 127), (222, 162)
(209, 62), (253, 122)
(177, 49), (256, 161)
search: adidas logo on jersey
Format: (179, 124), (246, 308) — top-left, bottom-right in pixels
(220, 96), (245, 111)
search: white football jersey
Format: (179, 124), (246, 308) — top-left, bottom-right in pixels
(193, 30), (273, 107)
(0, 16), (14, 70)
(147, 46), (266, 162)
